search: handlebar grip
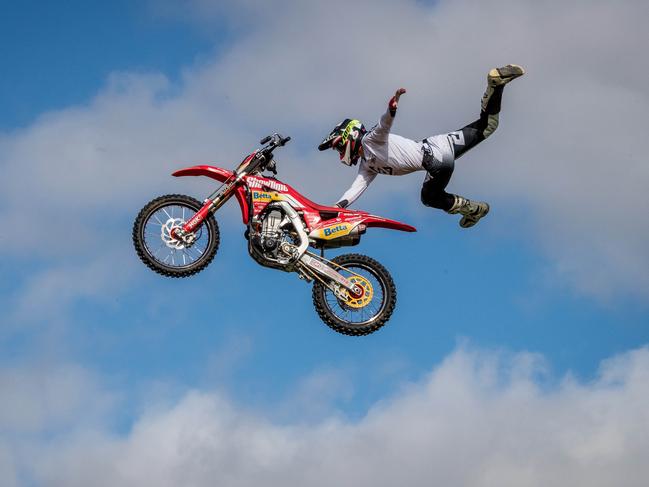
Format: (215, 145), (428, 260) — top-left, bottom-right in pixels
(282, 136), (291, 145)
(260, 135), (272, 145)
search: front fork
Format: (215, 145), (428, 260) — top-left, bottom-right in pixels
(173, 177), (240, 242)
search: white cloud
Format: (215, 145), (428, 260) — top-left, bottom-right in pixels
(0, 363), (113, 435)
(1, 0), (647, 317)
(2, 345), (647, 487)
(0, 362), (116, 487)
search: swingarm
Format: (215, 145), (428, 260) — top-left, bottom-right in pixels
(298, 253), (363, 300)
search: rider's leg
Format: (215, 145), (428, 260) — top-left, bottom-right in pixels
(420, 169), (455, 211)
(420, 137), (455, 210)
(420, 127), (492, 228)
(420, 166), (490, 228)
(420, 65), (523, 227)
(424, 65), (523, 227)
(451, 64), (525, 159)
(451, 85), (502, 159)
(439, 85), (500, 227)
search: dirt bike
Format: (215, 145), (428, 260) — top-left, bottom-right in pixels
(132, 134), (416, 335)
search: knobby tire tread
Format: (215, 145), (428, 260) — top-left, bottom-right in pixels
(312, 253), (397, 336)
(132, 194), (220, 278)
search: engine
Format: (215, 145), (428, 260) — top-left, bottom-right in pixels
(257, 207), (284, 258)
(249, 203), (306, 270)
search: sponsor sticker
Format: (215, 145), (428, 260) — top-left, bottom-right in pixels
(252, 191), (273, 202)
(252, 191), (284, 203)
(317, 223), (351, 240)
(248, 177), (288, 192)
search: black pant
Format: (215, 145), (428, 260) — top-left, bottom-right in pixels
(420, 85), (504, 211)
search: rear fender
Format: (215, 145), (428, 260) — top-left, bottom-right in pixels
(359, 215), (416, 233)
(172, 165), (250, 224)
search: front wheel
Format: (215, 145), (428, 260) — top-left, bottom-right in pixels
(312, 253), (397, 336)
(132, 194), (220, 278)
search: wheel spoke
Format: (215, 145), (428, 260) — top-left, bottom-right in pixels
(152, 242), (166, 256)
(181, 249), (196, 263)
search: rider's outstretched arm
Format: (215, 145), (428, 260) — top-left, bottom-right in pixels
(389, 87), (406, 116)
(336, 168), (377, 208)
(367, 88), (406, 143)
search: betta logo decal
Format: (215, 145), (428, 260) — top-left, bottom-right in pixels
(252, 191), (284, 203)
(323, 224), (349, 237)
(252, 191), (273, 202)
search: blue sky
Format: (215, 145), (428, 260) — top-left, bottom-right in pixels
(0, 0), (216, 129)
(1, 1), (648, 485)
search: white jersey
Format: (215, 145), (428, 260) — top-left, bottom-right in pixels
(336, 108), (454, 207)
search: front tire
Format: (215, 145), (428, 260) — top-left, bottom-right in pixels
(312, 253), (397, 336)
(132, 194), (220, 278)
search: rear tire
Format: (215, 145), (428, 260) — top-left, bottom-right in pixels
(132, 194), (219, 278)
(312, 253), (397, 336)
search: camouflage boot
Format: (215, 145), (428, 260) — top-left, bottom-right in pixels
(448, 195), (490, 228)
(481, 64), (525, 112)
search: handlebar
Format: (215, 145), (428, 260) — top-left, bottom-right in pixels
(260, 133), (291, 148)
(258, 133), (290, 175)
(234, 133), (290, 177)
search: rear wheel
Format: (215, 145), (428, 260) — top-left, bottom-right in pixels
(132, 194), (219, 277)
(312, 253), (397, 336)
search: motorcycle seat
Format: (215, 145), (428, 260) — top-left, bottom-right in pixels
(297, 195), (368, 220)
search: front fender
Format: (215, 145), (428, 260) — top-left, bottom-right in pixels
(172, 165), (250, 224)
(172, 165), (234, 183)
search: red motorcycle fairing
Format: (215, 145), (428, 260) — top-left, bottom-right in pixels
(244, 173), (417, 234)
(172, 165), (417, 234)
(354, 214), (417, 232)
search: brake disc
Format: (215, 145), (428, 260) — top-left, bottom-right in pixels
(161, 218), (198, 249)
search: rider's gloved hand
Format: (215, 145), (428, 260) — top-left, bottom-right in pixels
(389, 88), (406, 116)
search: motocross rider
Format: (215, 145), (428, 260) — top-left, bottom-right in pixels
(318, 65), (525, 228)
